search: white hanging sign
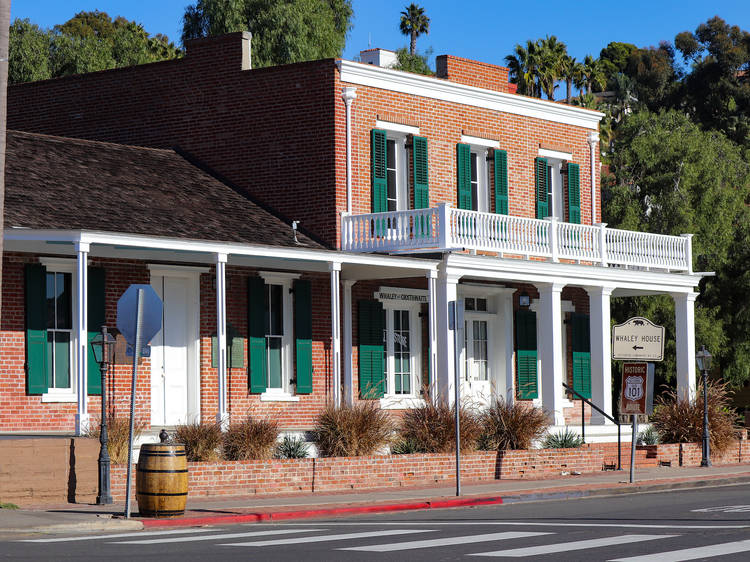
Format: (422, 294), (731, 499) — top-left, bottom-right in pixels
(612, 317), (665, 361)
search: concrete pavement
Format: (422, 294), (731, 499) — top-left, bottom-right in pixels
(2, 463), (749, 535)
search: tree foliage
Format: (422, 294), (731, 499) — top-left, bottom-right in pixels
(393, 46), (433, 75)
(9, 11), (181, 84)
(181, 0), (353, 68)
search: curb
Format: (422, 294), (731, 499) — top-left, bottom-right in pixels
(139, 474), (750, 529)
(140, 496), (505, 528)
(0, 518), (144, 536)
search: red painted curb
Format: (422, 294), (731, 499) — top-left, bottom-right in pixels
(140, 496), (504, 528)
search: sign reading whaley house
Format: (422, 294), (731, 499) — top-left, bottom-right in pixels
(612, 316), (665, 361)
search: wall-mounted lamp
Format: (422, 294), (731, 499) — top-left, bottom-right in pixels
(519, 291), (531, 308)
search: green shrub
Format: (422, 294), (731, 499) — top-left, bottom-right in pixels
(223, 417), (280, 460)
(543, 428), (584, 449)
(478, 398), (550, 451)
(399, 401), (481, 453)
(274, 435), (310, 459)
(637, 426), (660, 445)
(174, 421), (223, 461)
(312, 402), (394, 457)
(390, 437), (424, 455)
(86, 414), (146, 464)
(650, 381), (740, 455)
(0, 502), (19, 509)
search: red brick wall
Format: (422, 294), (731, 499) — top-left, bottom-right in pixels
(436, 55), (511, 93)
(108, 440), (749, 501)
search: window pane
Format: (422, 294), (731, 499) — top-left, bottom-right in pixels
(393, 310), (410, 394)
(387, 139), (398, 211)
(268, 284), (283, 336)
(465, 297), (475, 311)
(476, 298), (487, 312)
(267, 336), (282, 388)
(46, 273), (56, 329)
(470, 153), (478, 211)
(57, 273), (72, 329)
(47, 331), (71, 389)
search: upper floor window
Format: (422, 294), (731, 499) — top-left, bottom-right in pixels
(536, 149), (581, 223)
(458, 136), (506, 214)
(372, 125), (429, 212)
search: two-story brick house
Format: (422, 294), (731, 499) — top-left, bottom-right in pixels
(2, 33), (703, 439)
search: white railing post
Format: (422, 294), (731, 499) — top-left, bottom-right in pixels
(548, 217), (559, 263)
(438, 203), (452, 250)
(598, 222), (608, 267)
(681, 234), (694, 275)
(340, 212), (350, 251)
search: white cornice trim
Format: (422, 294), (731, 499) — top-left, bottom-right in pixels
(538, 148), (573, 161)
(338, 60), (604, 130)
(461, 134), (499, 148)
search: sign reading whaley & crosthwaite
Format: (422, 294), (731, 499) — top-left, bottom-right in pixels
(612, 316), (665, 361)
(375, 287), (428, 304)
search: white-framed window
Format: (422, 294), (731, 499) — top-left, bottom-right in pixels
(379, 300), (423, 408)
(463, 297), (491, 382)
(259, 271), (299, 402)
(469, 148), (489, 213)
(40, 258), (77, 402)
(538, 148), (571, 220)
(385, 134), (409, 211)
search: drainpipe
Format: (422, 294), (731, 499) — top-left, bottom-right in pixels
(342, 87), (357, 214)
(587, 132), (600, 223)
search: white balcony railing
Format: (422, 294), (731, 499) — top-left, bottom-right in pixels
(341, 203), (693, 273)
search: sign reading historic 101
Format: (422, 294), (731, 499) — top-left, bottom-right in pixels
(612, 316), (665, 361)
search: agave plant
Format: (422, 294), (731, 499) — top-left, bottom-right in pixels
(543, 428), (584, 449)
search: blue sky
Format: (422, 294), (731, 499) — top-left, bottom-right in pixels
(11, 0), (750, 75)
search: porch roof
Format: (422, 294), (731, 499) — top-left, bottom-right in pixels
(4, 130), (323, 250)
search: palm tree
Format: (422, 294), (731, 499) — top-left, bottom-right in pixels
(537, 35), (566, 100)
(559, 54), (578, 104)
(582, 54), (606, 95)
(399, 3), (430, 56)
(505, 39), (543, 97)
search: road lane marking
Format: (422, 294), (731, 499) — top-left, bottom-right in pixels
(20, 528), (214, 543)
(113, 528), (325, 545)
(340, 531), (551, 552)
(273, 521), (749, 529)
(692, 505), (750, 513)
(222, 529), (433, 547)
(470, 534), (678, 557)
(610, 538), (750, 561)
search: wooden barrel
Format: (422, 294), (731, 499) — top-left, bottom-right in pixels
(136, 443), (188, 517)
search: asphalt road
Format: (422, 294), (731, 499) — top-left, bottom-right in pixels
(3, 484), (750, 561)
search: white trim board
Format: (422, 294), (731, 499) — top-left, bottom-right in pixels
(337, 60), (604, 130)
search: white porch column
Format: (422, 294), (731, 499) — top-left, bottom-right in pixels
(330, 262), (342, 407)
(673, 291), (698, 400)
(587, 285), (614, 424)
(427, 270), (438, 403)
(215, 253), (228, 430)
(75, 242), (90, 436)
(537, 282), (566, 425)
(342, 279), (355, 405)
(436, 270), (460, 404)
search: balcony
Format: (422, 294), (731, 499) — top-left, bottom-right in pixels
(341, 203), (693, 273)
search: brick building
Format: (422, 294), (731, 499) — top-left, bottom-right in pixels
(2, 33), (703, 439)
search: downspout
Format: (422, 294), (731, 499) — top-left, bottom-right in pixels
(342, 87), (357, 214)
(587, 132), (600, 223)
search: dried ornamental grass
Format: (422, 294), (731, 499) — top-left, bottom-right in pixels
(649, 381), (740, 455)
(87, 415), (146, 464)
(399, 401), (481, 453)
(312, 402), (394, 457)
(174, 421), (223, 461)
(478, 398), (550, 451)
(223, 417), (280, 460)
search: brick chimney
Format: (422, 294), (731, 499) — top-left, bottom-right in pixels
(184, 31), (252, 72)
(436, 55), (511, 93)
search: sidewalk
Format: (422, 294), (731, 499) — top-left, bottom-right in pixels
(2, 463), (749, 535)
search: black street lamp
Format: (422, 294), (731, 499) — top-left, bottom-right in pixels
(91, 325), (117, 504)
(695, 345), (712, 467)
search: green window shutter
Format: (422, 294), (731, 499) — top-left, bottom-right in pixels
(567, 162), (581, 224)
(247, 276), (267, 393)
(86, 267), (106, 395)
(571, 313), (591, 399)
(293, 279), (313, 394)
(535, 157), (549, 219)
(25, 263), (48, 394)
(412, 135), (429, 209)
(371, 129), (388, 213)
(456, 143), (472, 210)
(494, 149), (509, 215)
(515, 309), (538, 399)
(358, 299), (385, 399)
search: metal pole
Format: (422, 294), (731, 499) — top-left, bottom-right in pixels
(97, 326), (113, 505)
(701, 369), (711, 467)
(125, 289), (144, 519)
(453, 301), (461, 497)
(581, 399), (585, 443)
(617, 423), (622, 471)
(629, 414), (637, 483)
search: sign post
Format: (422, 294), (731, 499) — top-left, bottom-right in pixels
(450, 300), (464, 497)
(117, 284), (162, 518)
(620, 361), (655, 483)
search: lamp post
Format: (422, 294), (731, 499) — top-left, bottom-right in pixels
(695, 345), (712, 467)
(91, 326), (116, 504)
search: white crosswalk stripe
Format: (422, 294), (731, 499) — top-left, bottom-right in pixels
(112, 528), (325, 545)
(609, 538), (750, 562)
(221, 529), (434, 547)
(20, 528), (214, 543)
(340, 531), (551, 552)
(470, 534), (678, 557)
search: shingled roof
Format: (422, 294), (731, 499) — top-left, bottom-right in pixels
(4, 130), (324, 249)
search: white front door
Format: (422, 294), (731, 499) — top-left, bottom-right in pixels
(150, 272), (199, 426)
